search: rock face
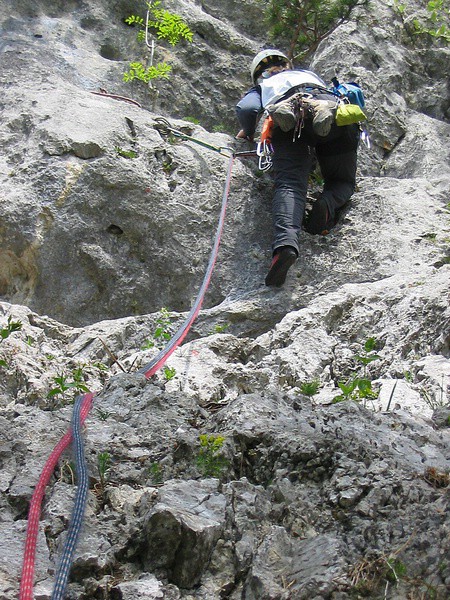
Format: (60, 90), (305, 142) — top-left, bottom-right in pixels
(0, 0), (449, 599)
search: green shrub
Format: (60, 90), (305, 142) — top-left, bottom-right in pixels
(124, 1), (193, 84)
(263, 0), (369, 59)
(394, 0), (450, 44)
(196, 434), (229, 478)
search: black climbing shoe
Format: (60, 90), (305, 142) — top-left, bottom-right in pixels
(265, 246), (298, 287)
(304, 197), (333, 235)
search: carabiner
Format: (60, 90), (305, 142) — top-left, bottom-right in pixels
(256, 140), (273, 171)
(257, 114), (274, 171)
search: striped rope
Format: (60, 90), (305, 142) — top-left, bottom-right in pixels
(139, 154), (235, 378)
(19, 392), (94, 600)
(51, 393), (91, 599)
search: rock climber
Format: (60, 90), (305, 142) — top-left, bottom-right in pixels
(236, 49), (360, 287)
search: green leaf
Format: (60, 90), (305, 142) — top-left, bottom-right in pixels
(125, 15), (145, 26)
(356, 378), (372, 394)
(48, 388), (64, 397)
(364, 337), (377, 352)
(163, 366), (176, 381)
(338, 380), (357, 395)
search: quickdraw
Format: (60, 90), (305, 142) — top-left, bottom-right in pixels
(154, 117), (235, 158)
(256, 114), (274, 171)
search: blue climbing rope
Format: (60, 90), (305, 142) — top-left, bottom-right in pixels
(44, 153), (236, 599)
(51, 392), (91, 600)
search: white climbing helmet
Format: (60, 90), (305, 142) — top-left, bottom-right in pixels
(250, 49), (292, 84)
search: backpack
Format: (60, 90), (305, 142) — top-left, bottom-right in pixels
(330, 77), (365, 109)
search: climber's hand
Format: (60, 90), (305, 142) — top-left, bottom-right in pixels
(235, 129), (254, 143)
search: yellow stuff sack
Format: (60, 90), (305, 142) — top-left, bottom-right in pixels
(335, 103), (366, 126)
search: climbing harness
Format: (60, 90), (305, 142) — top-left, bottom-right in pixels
(19, 137), (238, 600)
(290, 94), (311, 140)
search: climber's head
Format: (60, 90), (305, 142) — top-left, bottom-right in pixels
(250, 49), (292, 85)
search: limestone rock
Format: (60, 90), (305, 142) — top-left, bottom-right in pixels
(0, 0), (449, 599)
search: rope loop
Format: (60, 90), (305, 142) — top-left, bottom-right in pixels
(19, 152), (237, 600)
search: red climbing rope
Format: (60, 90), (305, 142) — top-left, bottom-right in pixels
(139, 154), (235, 379)
(19, 393), (94, 600)
(19, 152), (236, 599)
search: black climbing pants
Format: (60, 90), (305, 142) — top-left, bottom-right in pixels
(270, 120), (359, 254)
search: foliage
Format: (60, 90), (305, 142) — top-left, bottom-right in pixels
(333, 376), (378, 403)
(262, 0), (368, 60)
(209, 322), (230, 335)
(413, 0), (450, 42)
(353, 336), (381, 369)
(140, 308), (177, 381)
(115, 146), (138, 158)
(147, 461), (164, 485)
(123, 61), (172, 83)
(393, 0), (450, 43)
(124, 1), (193, 84)
(0, 317), (23, 368)
(163, 365), (176, 381)
(349, 552), (408, 595)
(333, 337), (380, 404)
(95, 407), (111, 421)
(0, 316), (23, 340)
(142, 307), (174, 349)
(299, 379), (320, 396)
(97, 451), (112, 489)
(184, 116), (200, 125)
(94, 452), (112, 508)
(47, 367), (90, 401)
(196, 434), (229, 478)
(126, 3), (193, 46)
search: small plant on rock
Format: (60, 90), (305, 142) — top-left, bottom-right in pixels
(47, 368), (90, 403)
(333, 338), (380, 404)
(92, 451), (112, 510)
(95, 407), (111, 421)
(116, 146), (138, 159)
(298, 379), (320, 397)
(163, 365), (176, 381)
(209, 322), (230, 335)
(97, 452), (112, 489)
(0, 316), (23, 340)
(196, 434), (228, 478)
(349, 550), (408, 595)
(393, 0), (450, 44)
(0, 317), (23, 368)
(142, 307), (174, 349)
(147, 461), (164, 485)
